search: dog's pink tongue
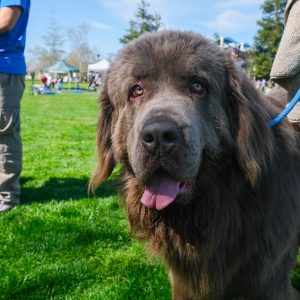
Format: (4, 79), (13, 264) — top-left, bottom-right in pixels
(141, 174), (180, 210)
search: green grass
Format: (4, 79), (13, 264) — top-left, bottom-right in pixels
(0, 82), (299, 299)
(0, 83), (170, 300)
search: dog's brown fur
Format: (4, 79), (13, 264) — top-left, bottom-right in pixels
(90, 31), (300, 299)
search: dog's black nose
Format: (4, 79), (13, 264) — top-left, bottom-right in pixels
(141, 117), (182, 155)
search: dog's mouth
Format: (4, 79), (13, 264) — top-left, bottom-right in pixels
(141, 171), (192, 210)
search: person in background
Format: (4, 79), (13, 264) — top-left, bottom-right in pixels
(260, 78), (267, 93)
(57, 78), (63, 91)
(51, 77), (57, 89)
(41, 73), (47, 90)
(230, 47), (248, 72)
(88, 74), (95, 90)
(0, 0), (31, 212)
(75, 76), (80, 89)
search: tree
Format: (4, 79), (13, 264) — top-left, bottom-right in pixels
(27, 11), (65, 72)
(249, 0), (286, 79)
(66, 23), (98, 75)
(41, 10), (65, 65)
(27, 21), (98, 76)
(119, 0), (162, 45)
(26, 47), (52, 72)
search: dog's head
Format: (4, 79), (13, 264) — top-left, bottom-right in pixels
(90, 31), (275, 210)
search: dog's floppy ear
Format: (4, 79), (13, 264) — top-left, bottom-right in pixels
(89, 82), (116, 192)
(225, 58), (274, 186)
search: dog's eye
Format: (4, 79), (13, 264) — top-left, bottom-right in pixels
(130, 84), (144, 100)
(190, 82), (206, 97)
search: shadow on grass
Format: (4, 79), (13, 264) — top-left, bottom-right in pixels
(20, 176), (118, 204)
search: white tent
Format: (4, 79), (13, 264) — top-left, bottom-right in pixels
(88, 59), (110, 73)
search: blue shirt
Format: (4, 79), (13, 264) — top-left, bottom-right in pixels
(0, 0), (30, 75)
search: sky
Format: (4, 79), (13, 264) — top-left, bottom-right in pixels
(27, 0), (265, 60)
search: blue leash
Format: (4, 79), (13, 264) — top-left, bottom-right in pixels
(268, 88), (300, 127)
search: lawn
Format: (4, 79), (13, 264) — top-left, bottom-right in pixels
(0, 83), (299, 300)
(0, 83), (170, 300)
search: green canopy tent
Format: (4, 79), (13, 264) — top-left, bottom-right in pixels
(45, 60), (80, 89)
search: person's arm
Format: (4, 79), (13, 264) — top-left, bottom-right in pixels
(0, 6), (22, 33)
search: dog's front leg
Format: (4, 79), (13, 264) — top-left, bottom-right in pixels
(169, 270), (197, 300)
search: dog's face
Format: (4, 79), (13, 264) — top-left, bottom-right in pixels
(91, 31), (274, 210)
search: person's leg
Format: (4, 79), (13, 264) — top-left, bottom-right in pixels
(0, 74), (24, 212)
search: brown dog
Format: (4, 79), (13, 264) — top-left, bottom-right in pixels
(90, 31), (300, 299)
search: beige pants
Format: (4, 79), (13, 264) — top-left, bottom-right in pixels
(0, 74), (24, 204)
(270, 0), (300, 98)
